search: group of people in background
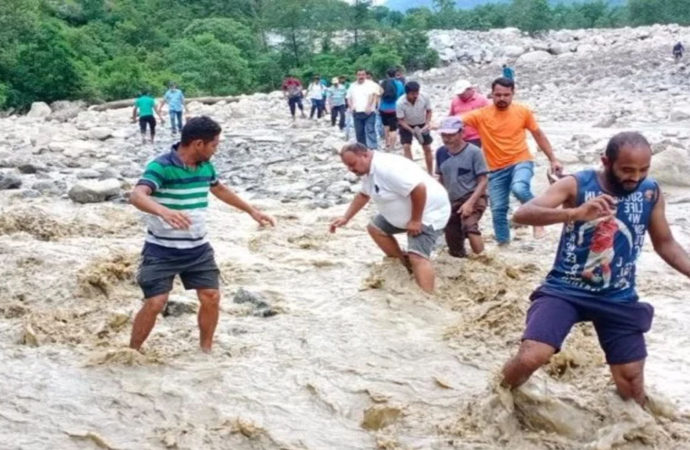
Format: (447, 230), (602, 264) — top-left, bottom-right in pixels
(132, 83), (186, 144)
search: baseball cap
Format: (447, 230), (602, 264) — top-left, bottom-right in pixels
(454, 79), (472, 94)
(438, 116), (464, 134)
(331, 77), (339, 84)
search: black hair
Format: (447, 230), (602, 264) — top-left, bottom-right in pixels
(605, 131), (651, 163)
(356, 68), (366, 73)
(491, 77), (515, 91)
(387, 68), (396, 78)
(181, 116), (222, 146)
(404, 81), (420, 93)
(340, 142), (369, 155)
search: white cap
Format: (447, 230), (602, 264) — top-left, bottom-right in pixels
(454, 79), (472, 95)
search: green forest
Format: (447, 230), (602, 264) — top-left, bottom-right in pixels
(0, 0), (687, 109)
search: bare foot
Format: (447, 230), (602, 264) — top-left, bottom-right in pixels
(533, 226), (546, 239)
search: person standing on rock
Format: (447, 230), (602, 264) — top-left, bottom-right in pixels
(129, 116), (276, 353)
(461, 77), (562, 245)
(330, 143), (450, 293)
(673, 42), (684, 62)
(347, 69), (380, 149)
(501, 131), (690, 406)
(327, 77), (347, 130)
(448, 79), (488, 148)
(502, 64), (515, 81)
(397, 81), (434, 175)
(132, 90), (164, 144)
(282, 74), (306, 121)
(379, 68), (405, 151)
(158, 82), (185, 135)
(436, 117), (489, 257)
(307, 76), (325, 120)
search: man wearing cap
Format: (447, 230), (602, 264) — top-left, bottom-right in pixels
(330, 142), (450, 293)
(436, 117), (489, 257)
(449, 80), (488, 148)
(327, 77), (348, 130)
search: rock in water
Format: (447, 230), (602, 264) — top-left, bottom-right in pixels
(163, 298), (198, 317)
(233, 288), (278, 317)
(27, 102), (51, 119)
(652, 147), (690, 187)
(68, 178), (121, 203)
(0, 172), (22, 189)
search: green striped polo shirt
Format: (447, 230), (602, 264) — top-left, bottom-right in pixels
(136, 144), (219, 255)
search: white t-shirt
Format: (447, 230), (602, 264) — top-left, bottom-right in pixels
(307, 83), (324, 100)
(347, 80), (379, 113)
(360, 152), (450, 230)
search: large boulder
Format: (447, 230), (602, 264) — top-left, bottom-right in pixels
(504, 45), (526, 58)
(516, 50), (552, 66)
(0, 172), (22, 190)
(670, 108), (690, 122)
(88, 127), (113, 141)
(49, 100), (86, 122)
(652, 147), (690, 187)
(68, 178), (121, 203)
(27, 102), (51, 119)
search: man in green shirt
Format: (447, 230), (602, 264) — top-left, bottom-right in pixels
(129, 116), (275, 352)
(132, 90), (164, 144)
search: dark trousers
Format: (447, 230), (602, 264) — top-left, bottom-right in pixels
(331, 105), (346, 129)
(353, 112), (376, 148)
(309, 98), (325, 118)
(288, 96), (303, 117)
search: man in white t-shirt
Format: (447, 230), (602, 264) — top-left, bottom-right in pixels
(330, 142), (451, 292)
(347, 69), (380, 149)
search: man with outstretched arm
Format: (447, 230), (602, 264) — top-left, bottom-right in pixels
(329, 143), (450, 293)
(129, 116), (275, 353)
(501, 131), (690, 405)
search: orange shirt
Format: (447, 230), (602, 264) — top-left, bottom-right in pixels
(462, 103), (539, 171)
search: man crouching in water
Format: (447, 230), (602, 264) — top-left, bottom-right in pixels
(501, 131), (690, 404)
(329, 142), (450, 292)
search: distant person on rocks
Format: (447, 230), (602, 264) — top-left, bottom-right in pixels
(129, 116), (275, 353)
(502, 64), (515, 81)
(501, 131), (690, 406)
(379, 68), (405, 151)
(461, 77), (562, 245)
(282, 74), (305, 120)
(346, 69), (380, 149)
(673, 42), (684, 62)
(396, 81), (434, 174)
(132, 90), (164, 144)
(327, 77), (348, 130)
(330, 143), (450, 293)
(449, 79), (489, 148)
(307, 75), (326, 119)
(436, 117), (489, 257)
(158, 82), (185, 135)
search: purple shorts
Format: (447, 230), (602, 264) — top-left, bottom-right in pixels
(523, 288), (654, 365)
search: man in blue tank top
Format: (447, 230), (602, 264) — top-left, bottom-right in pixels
(501, 131), (690, 405)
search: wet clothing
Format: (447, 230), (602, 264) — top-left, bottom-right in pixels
(435, 143), (488, 202)
(371, 214), (443, 259)
(445, 193), (487, 257)
(139, 116), (156, 135)
(488, 160), (535, 244)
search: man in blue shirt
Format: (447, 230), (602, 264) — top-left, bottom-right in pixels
(502, 64), (515, 81)
(159, 82), (185, 135)
(326, 77), (348, 130)
(379, 68), (405, 151)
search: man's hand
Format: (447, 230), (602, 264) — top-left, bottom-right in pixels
(365, 107), (373, 115)
(161, 209), (192, 230)
(550, 159), (564, 176)
(407, 219), (423, 236)
(329, 217), (349, 233)
(573, 194), (617, 222)
(250, 209), (276, 227)
(420, 124), (430, 134)
(459, 201), (474, 218)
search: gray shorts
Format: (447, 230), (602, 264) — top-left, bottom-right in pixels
(136, 245), (220, 298)
(370, 214), (443, 259)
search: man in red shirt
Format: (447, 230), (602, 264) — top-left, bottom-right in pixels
(449, 79), (488, 148)
(282, 75), (306, 120)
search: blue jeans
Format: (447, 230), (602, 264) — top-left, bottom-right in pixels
(488, 161), (535, 244)
(353, 112), (378, 149)
(169, 110), (183, 132)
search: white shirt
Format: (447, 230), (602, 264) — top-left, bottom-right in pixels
(347, 80), (379, 113)
(307, 83), (324, 100)
(360, 152), (450, 230)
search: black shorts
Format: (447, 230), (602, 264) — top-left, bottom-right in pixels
(139, 115), (156, 134)
(380, 111), (398, 131)
(136, 245), (220, 298)
(400, 125), (433, 146)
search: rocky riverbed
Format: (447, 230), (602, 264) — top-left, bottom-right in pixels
(1, 24), (690, 450)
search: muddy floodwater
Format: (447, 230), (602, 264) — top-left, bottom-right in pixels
(1, 183), (689, 450)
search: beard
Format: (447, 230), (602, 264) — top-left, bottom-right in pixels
(606, 168), (643, 195)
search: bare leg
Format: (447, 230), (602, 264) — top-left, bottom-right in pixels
(367, 224), (405, 259)
(388, 130), (397, 150)
(610, 360), (646, 405)
(197, 288), (221, 353)
(468, 233), (484, 254)
(383, 126), (391, 149)
(130, 293), (168, 351)
(422, 145), (433, 174)
(502, 339), (556, 388)
(533, 226), (546, 239)
(403, 143), (413, 160)
(408, 253), (435, 293)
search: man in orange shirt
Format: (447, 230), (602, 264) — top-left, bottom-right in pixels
(462, 77), (562, 244)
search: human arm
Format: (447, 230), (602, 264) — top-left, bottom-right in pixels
(512, 176), (616, 226)
(459, 174), (488, 217)
(130, 184), (192, 229)
(421, 107), (433, 133)
(407, 183), (426, 236)
(529, 127), (562, 175)
(131, 105), (138, 122)
(210, 183), (275, 226)
(648, 191), (690, 277)
(329, 193), (370, 232)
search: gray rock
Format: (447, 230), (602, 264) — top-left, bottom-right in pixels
(88, 127), (113, 141)
(232, 288), (277, 317)
(32, 180), (65, 196)
(516, 51), (552, 66)
(163, 298), (197, 317)
(0, 172), (22, 189)
(76, 169), (101, 179)
(17, 163), (40, 174)
(68, 178), (121, 203)
(652, 147), (690, 187)
(27, 102), (51, 119)
(670, 108), (690, 122)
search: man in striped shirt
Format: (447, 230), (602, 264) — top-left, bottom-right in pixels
(129, 116), (275, 352)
